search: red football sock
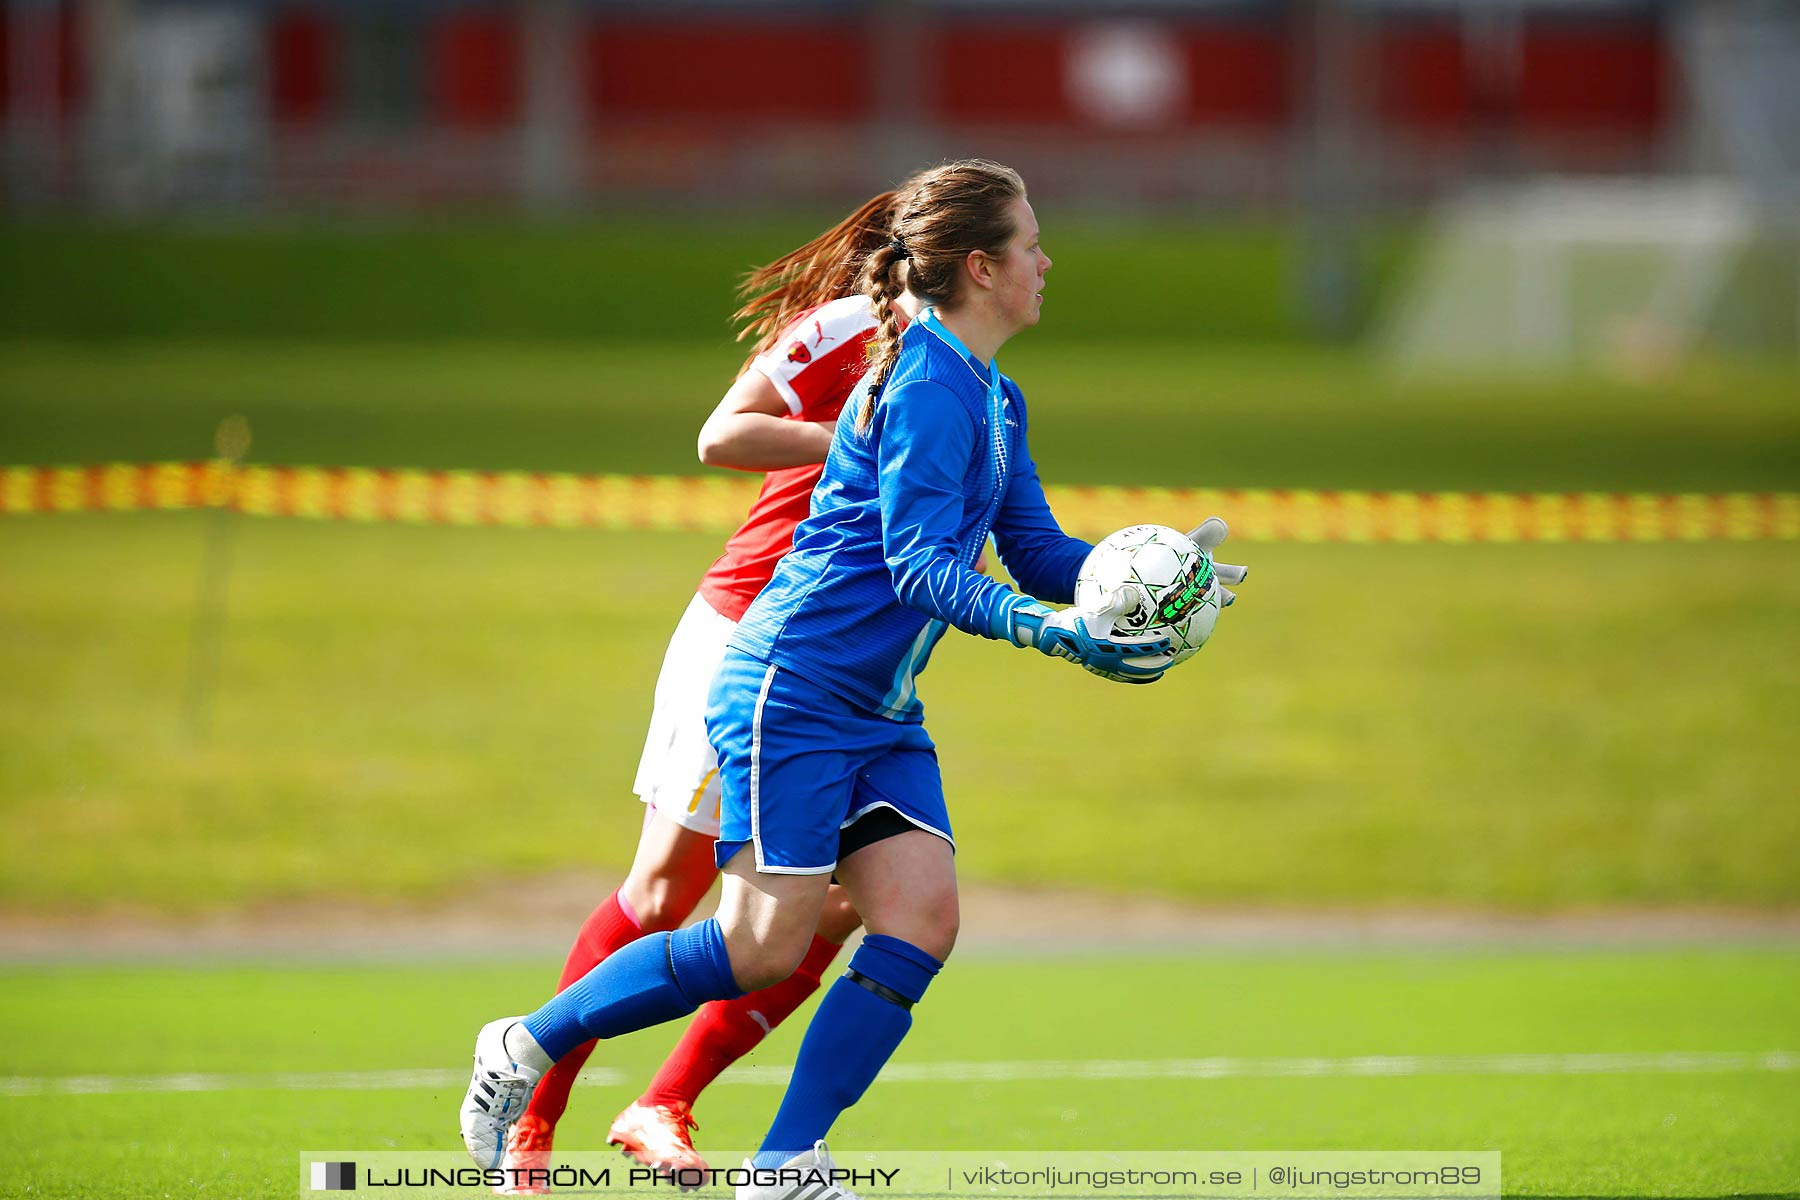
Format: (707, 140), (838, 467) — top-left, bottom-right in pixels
(642, 934), (846, 1108)
(524, 888), (644, 1125)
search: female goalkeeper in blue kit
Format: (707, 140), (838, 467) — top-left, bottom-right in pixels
(460, 159), (1244, 1197)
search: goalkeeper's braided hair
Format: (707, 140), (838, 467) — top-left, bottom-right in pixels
(733, 190), (901, 370)
(858, 159), (1027, 434)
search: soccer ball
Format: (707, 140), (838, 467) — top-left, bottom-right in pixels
(1074, 524), (1221, 665)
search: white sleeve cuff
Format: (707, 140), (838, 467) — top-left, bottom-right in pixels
(750, 359), (806, 417)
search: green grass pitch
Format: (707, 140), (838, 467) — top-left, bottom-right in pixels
(3, 223), (1797, 1198)
(3, 948), (1797, 1199)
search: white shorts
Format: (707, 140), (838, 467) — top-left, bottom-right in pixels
(632, 593), (738, 837)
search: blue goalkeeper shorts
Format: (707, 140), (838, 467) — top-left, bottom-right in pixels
(705, 648), (953, 875)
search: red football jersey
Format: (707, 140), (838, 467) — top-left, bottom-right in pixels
(697, 295), (884, 622)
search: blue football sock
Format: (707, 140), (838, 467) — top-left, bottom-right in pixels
(753, 934), (942, 1167)
(523, 919), (743, 1062)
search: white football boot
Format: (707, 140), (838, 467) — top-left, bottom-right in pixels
(459, 1018), (546, 1169)
(735, 1142), (859, 1200)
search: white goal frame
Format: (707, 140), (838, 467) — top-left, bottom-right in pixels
(1381, 178), (1758, 371)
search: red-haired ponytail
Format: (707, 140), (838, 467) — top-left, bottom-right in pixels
(733, 191), (900, 370)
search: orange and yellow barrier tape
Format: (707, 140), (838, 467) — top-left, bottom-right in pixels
(2, 462), (1796, 543)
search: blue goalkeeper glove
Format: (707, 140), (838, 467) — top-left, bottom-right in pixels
(994, 591), (1173, 685)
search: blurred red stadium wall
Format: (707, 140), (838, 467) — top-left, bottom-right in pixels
(2, 1), (1673, 210)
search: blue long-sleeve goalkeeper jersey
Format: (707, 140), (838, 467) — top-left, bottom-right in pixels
(730, 309), (1091, 721)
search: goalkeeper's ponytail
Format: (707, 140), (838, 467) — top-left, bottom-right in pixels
(857, 159), (1027, 435)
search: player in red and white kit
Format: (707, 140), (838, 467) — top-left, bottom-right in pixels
(499, 192), (919, 1193)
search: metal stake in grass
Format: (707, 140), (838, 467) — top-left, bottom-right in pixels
(181, 415), (252, 746)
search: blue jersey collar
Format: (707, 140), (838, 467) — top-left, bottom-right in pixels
(915, 307), (1001, 400)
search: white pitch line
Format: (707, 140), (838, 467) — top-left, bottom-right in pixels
(858, 1050), (1800, 1085)
(2, 1051), (1793, 1098)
